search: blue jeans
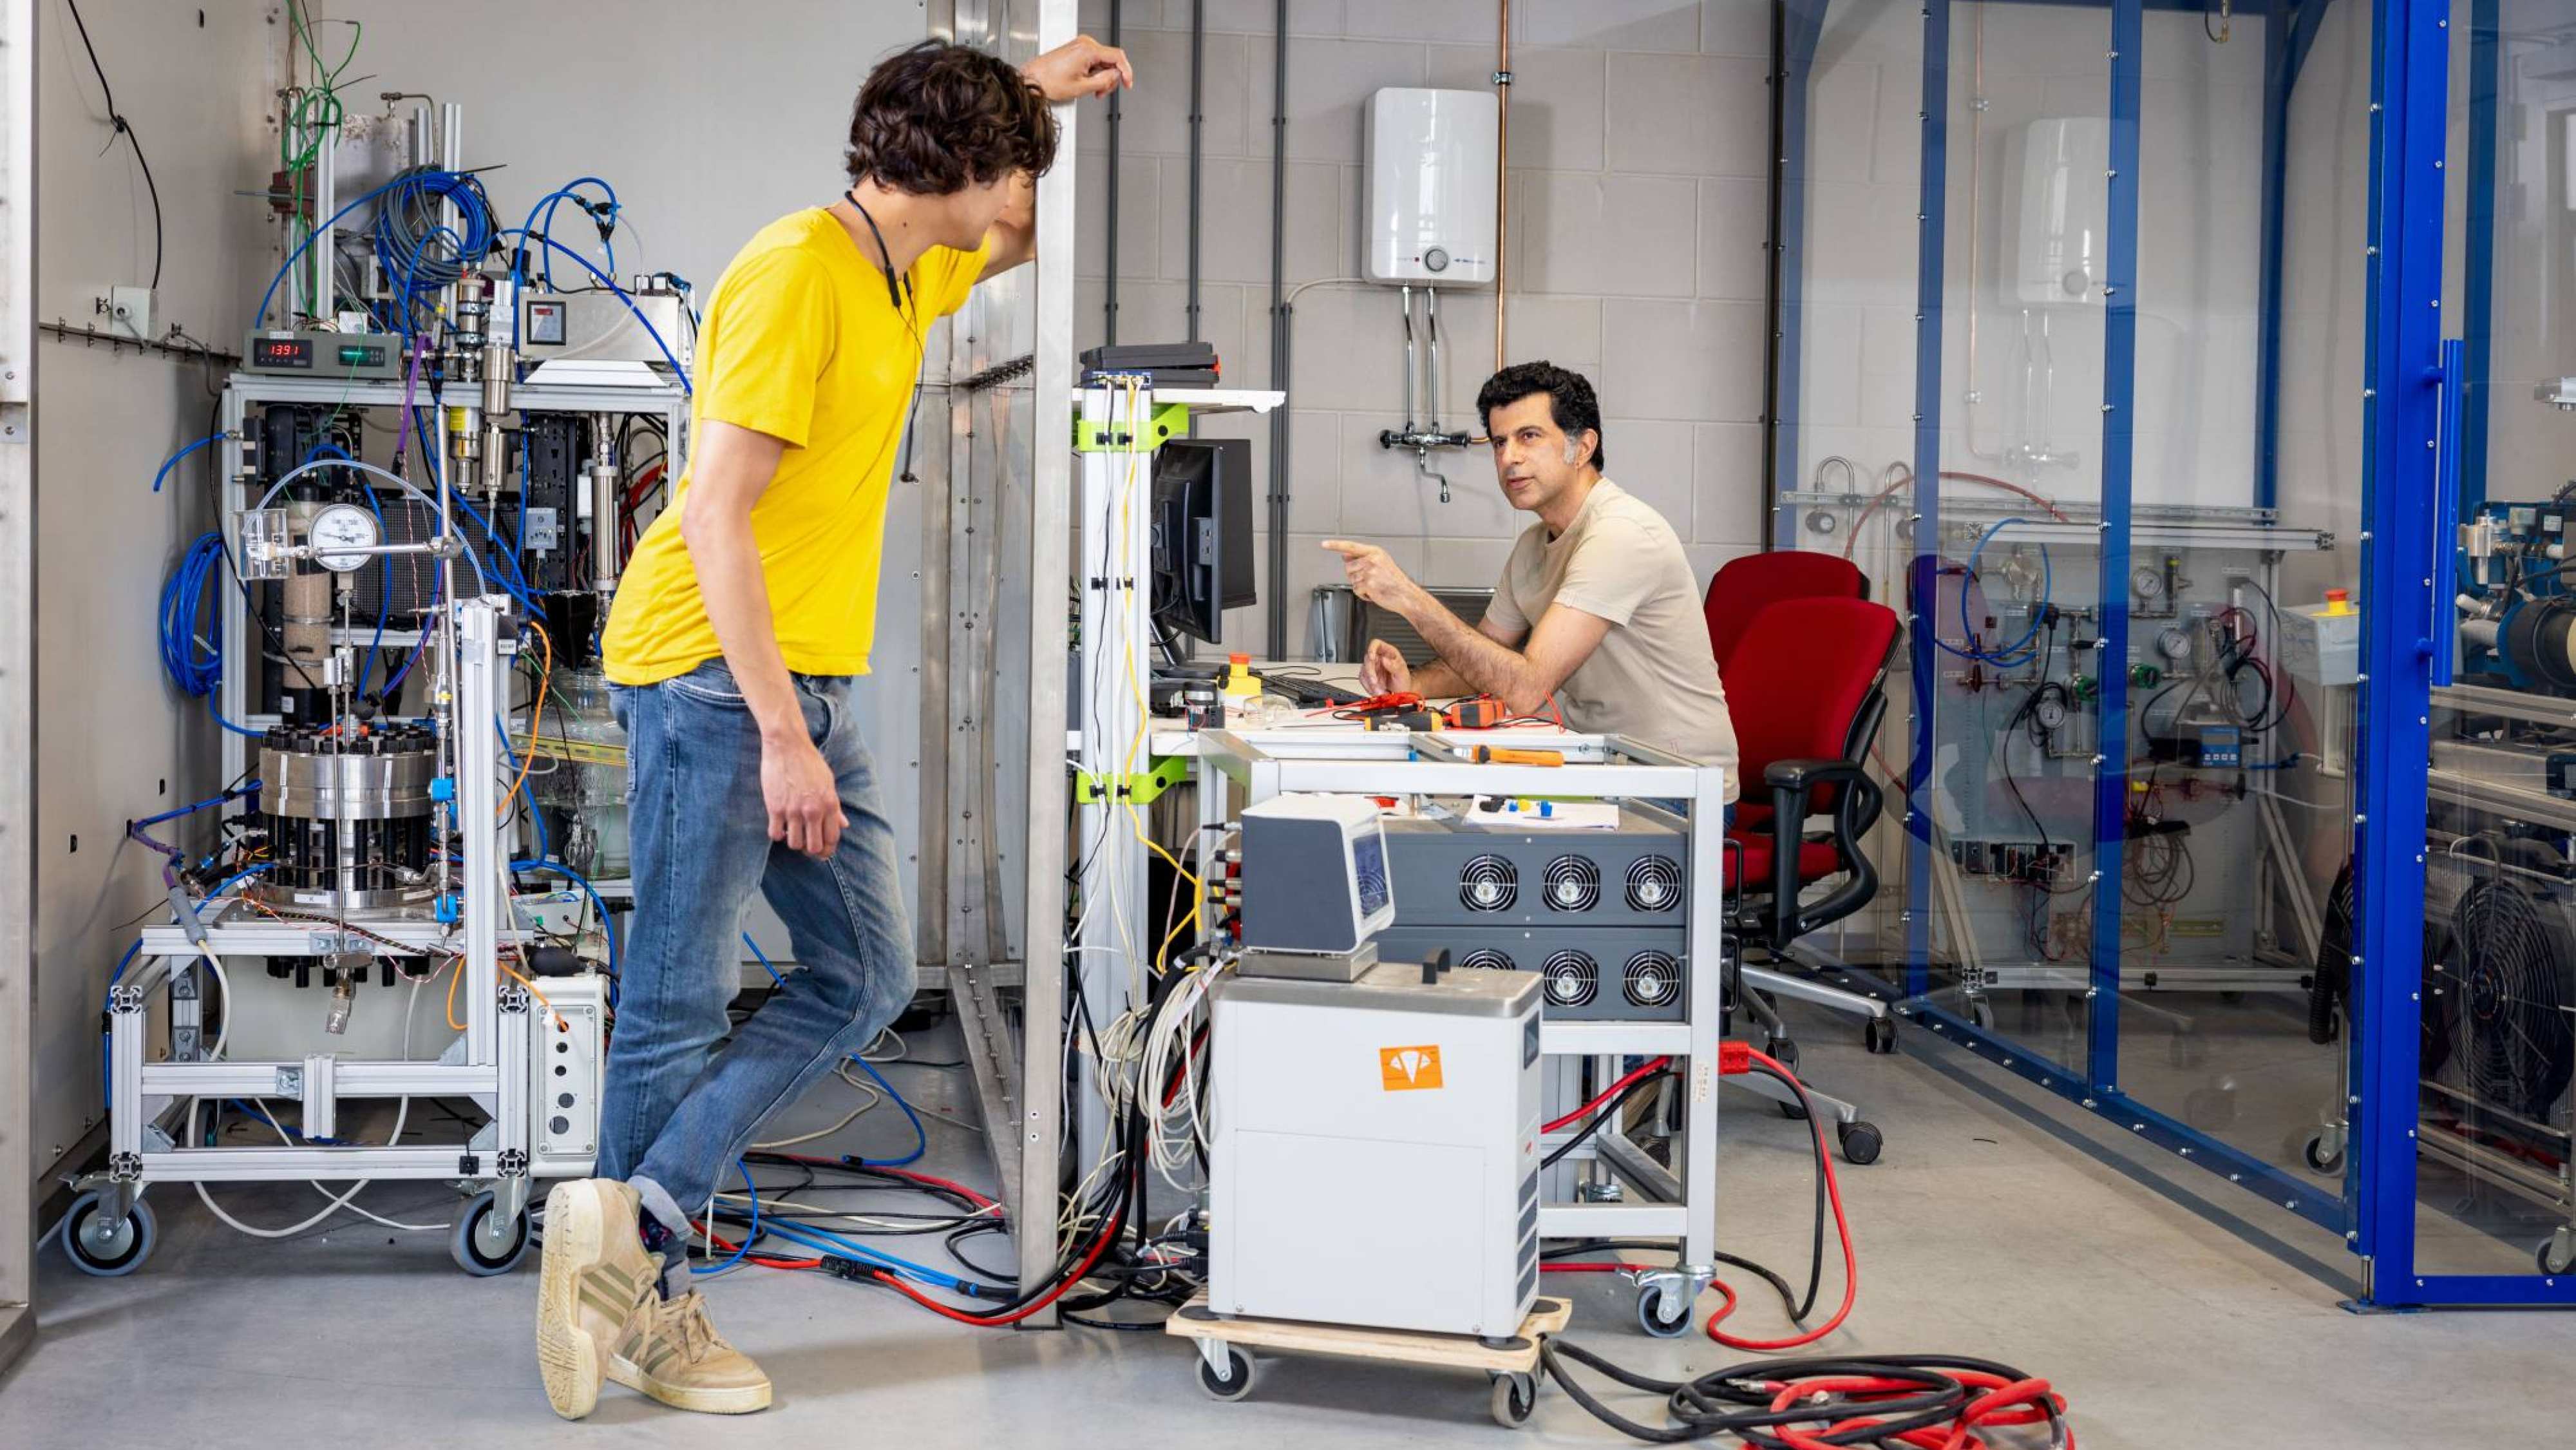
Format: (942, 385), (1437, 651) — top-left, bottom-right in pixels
(601, 659), (916, 1250)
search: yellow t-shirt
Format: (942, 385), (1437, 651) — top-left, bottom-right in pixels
(601, 208), (988, 685)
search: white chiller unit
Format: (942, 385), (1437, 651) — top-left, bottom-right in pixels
(1363, 88), (1499, 287)
(1208, 960), (1542, 1338)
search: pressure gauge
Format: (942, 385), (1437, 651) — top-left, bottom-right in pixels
(2156, 626), (2193, 661)
(2034, 696), (2070, 730)
(307, 502), (380, 573)
(2132, 566), (2166, 600)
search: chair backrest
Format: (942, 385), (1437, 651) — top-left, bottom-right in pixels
(1703, 552), (1868, 673)
(1721, 596), (1900, 782)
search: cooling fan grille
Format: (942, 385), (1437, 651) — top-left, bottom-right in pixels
(1625, 854), (1682, 912)
(1542, 950), (1598, 1007)
(1459, 854), (1519, 912)
(1543, 855), (1602, 912)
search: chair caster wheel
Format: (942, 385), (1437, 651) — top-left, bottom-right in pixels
(1490, 1371), (1537, 1427)
(1838, 1120), (1884, 1165)
(61, 1190), (156, 1277)
(1864, 1016), (1897, 1054)
(1198, 1348), (1256, 1401)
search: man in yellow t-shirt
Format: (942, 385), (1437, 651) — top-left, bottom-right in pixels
(536, 38), (1130, 1422)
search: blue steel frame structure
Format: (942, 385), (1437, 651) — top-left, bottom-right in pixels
(1772, 0), (2569, 1306)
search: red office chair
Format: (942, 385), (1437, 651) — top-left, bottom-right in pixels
(1712, 596), (1901, 1163)
(1721, 596), (1897, 953)
(1702, 551), (1869, 675)
(1703, 552), (1870, 834)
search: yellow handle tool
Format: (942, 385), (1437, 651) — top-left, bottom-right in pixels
(1473, 745), (1563, 767)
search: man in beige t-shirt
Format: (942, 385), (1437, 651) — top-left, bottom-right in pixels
(1325, 362), (1738, 790)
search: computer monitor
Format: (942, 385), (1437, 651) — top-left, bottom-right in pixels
(1150, 437), (1255, 645)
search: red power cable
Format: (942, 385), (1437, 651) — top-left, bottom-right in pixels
(867, 1210), (1126, 1328)
(1541, 1056), (1670, 1134)
(1702, 1046), (1858, 1352)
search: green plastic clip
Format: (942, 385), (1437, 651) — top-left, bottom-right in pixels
(1072, 401), (1191, 453)
(1074, 756), (1191, 805)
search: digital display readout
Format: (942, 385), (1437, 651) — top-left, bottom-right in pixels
(254, 336), (313, 368)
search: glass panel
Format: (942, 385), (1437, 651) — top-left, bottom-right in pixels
(1772, 0), (1923, 985)
(2110, 9), (2356, 1215)
(2420, 0), (2576, 1281)
(1909, 1), (2114, 1069)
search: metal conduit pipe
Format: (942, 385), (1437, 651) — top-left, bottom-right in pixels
(1104, 0), (1122, 345)
(1264, 0), (1290, 656)
(1495, 0), (1511, 371)
(1186, 0), (1206, 343)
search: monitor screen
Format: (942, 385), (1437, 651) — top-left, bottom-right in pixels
(1150, 437), (1255, 645)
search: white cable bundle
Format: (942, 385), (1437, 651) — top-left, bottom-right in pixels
(1140, 959), (1227, 1190)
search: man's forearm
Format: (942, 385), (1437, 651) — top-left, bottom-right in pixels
(1408, 599), (1546, 712)
(682, 511), (804, 743)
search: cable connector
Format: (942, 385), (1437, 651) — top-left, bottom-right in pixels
(817, 1254), (875, 1284)
(1718, 1039), (1753, 1077)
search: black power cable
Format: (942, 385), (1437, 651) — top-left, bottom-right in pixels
(64, 0), (164, 290)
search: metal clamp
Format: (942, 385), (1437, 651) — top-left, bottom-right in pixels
(1074, 756), (1191, 806)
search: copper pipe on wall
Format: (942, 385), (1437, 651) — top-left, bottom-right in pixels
(1493, 0), (1511, 372)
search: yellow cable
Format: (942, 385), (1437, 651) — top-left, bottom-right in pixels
(501, 622), (554, 817)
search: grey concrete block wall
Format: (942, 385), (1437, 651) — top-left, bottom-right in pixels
(1075, 1), (1783, 653)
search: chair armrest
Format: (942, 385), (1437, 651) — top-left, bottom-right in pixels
(1763, 758), (1870, 794)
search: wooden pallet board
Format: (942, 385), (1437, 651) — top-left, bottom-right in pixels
(1164, 1295), (1573, 1373)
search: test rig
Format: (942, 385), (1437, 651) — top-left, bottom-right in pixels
(61, 102), (685, 1277)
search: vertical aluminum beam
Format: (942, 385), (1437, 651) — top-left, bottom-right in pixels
(1016, 0), (1081, 1326)
(0, 0), (37, 1375)
(457, 600), (504, 1067)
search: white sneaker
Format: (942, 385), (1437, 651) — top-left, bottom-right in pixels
(607, 1289), (773, 1415)
(534, 1178), (660, 1420)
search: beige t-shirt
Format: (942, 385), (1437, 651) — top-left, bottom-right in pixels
(1484, 480), (1738, 789)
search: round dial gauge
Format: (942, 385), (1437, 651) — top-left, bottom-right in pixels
(307, 502), (380, 573)
(2132, 566), (2166, 600)
(2157, 627), (2193, 660)
(2034, 696), (2069, 730)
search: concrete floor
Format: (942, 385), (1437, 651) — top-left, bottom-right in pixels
(6, 1002), (2571, 1448)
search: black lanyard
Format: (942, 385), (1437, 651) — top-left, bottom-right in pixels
(845, 190), (927, 483)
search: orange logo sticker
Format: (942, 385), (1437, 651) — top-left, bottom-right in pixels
(1379, 1045), (1444, 1091)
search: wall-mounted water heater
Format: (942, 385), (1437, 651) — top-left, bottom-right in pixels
(2008, 117), (2110, 307)
(1363, 88), (1499, 288)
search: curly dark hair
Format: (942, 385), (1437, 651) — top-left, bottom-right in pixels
(844, 41), (1059, 195)
(1477, 361), (1607, 470)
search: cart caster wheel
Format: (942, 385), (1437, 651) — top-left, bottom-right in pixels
(1838, 1120), (1884, 1166)
(1967, 998), (1996, 1031)
(450, 1190), (529, 1277)
(2301, 1131), (2344, 1174)
(1864, 1016), (1897, 1054)
(1777, 1094), (1808, 1121)
(1490, 1371), (1537, 1427)
(1637, 1286), (1694, 1338)
(2539, 1233), (2576, 1277)
(1767, 1038), (1800, 1072)
(1198, 1348), (1256, 1402)
(62, 1190), (155, 1277)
